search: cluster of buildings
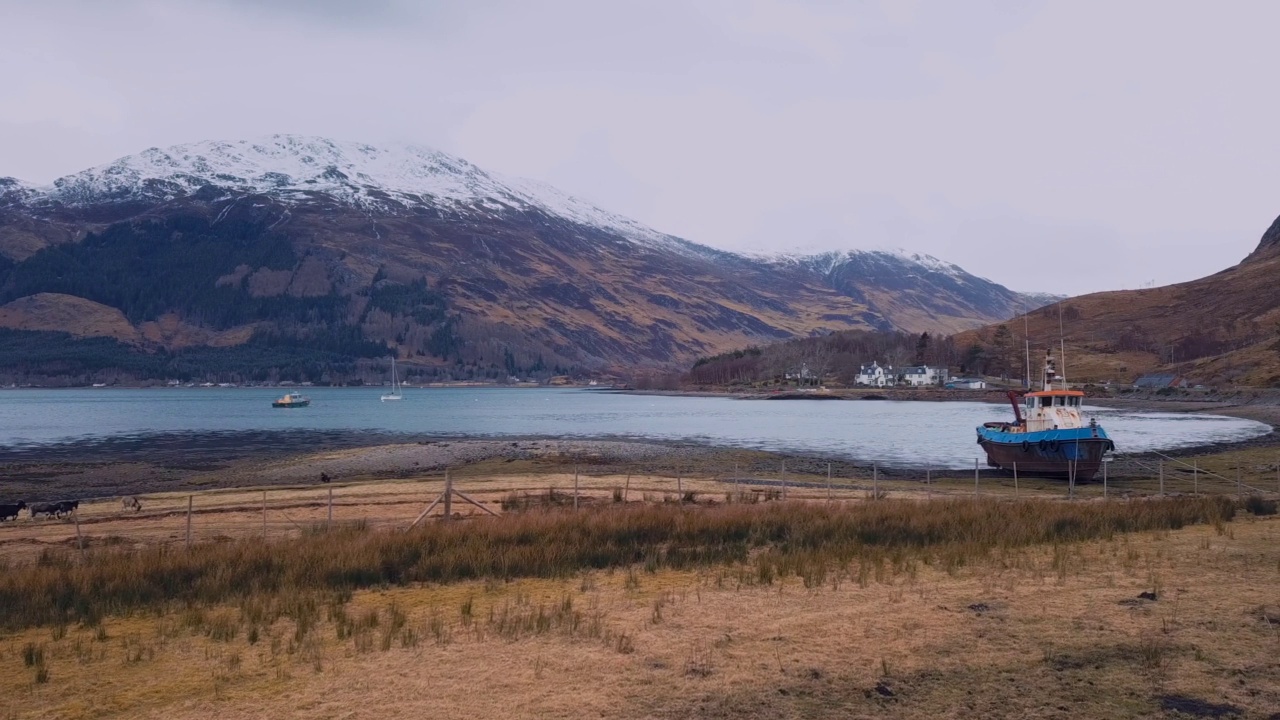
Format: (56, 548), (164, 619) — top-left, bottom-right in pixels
(854, 362), (986, 389)
(856, 362), (944, 387)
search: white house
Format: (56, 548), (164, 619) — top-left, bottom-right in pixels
(899, 365), (948, 387)
(945, 378), (987, 390)
(856, 362), (894, 387)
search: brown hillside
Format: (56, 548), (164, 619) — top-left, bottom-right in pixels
(0, 293), (259, 349)
(0, 293), (142, 344)
(955, 214), (1280, 387)
(0, 136), (1055, 379)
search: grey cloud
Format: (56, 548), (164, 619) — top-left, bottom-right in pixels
(1, 0), (1277, 296)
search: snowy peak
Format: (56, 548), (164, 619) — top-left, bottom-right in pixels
(39, 135), (499, 205)
(798, 248), (969, 278)
(0, 177), (33, 204)
(18, 134), (685, 251)
(764, 247), (972, 282)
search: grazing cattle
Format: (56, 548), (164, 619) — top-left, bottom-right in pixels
(54, 500), (79, 518)
(320, 472), (331, 483)
(121, 496), (142, 512)
(0, 502), (25, 521)
(29, 502), (58, 519)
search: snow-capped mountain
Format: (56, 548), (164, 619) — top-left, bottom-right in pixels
(18, 135), (702, 255)
(775, 248), (968, 277)
(0, 135), (1055, 380)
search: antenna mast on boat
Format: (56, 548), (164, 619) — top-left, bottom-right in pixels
(1058, 304), (1067, 389)
(1023, 300), (1031, 390)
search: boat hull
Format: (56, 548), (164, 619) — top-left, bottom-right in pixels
(272, 400), (310, 408)
(976, 427), (1113, 480)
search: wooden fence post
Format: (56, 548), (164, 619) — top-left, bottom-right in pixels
(624, 470), (631, 503)
(574, 463), (580, 510)
(262, 490), (267, 539)
(327, 486), (333, 531)
(1193, 460), (1198, 495)
(873, 463), (878, 499)
(443, 469), (453, 521)
(926, 468), (931, 500)
(974, 458), (979, 497)
(74, 511), (84, 559)
(1013, 462), (1019, 498)
(826, 462), (832, 503)
(186, 495), (193, 549)
(1159, 460), (1164, 497)
(676, 464), (682, 497)
(781, 460), (787, 501)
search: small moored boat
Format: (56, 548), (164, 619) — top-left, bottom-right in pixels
(381, 357), (403, 402)
(976, 350), (1113, 480)
(272, 392), (310, 408)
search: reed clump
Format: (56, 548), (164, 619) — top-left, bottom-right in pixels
(0, 496), (1235, 631)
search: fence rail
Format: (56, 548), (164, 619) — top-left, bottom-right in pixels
(1, 452), (1277, 561)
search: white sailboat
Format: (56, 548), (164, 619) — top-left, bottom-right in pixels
(381, 357), (403, 402)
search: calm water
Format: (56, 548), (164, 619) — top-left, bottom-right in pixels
(0, 388), (1269, 469)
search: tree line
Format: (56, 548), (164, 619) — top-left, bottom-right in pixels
(687, 329), (963, 386)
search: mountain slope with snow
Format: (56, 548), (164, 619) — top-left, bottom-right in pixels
(18, 135), (707, 256)
(0, 135), (1049, 381)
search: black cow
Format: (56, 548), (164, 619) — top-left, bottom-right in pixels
(29, 502), (58, 519)
(54, 500), (79, 518)
(0, 501), (25, 521)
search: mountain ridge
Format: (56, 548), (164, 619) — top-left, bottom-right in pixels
(0, 135), (1059, 382)
(955, 212), (1280, 387)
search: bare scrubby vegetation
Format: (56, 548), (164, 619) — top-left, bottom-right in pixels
(687, 329), (961, 386)
(0, 496), (1236, 631)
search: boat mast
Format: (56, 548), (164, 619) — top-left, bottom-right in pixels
(1058, 304), (1067, 390)
(1023, 301), (1031, 390)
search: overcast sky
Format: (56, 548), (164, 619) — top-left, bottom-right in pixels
(2, 0), (1278, 295)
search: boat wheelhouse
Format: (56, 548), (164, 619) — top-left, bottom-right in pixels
(272, 392), (311, 408)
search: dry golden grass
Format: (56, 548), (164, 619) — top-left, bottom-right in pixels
(0, 453), (1276, 719)
(2, 494), (1232, 630)
(5, 453), (1275, 567)
(1, 510), (1277, 719)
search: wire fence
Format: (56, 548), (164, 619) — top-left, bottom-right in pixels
(1, 452), (1277, 561)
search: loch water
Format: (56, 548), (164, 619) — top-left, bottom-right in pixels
(0, 388), (1269, 469)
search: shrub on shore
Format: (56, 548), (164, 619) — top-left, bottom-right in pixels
(1243, 495), (1277, 516)
(0, 496), (1235, 630)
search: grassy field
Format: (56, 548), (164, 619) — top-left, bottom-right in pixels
(0, 460), (1278, 718)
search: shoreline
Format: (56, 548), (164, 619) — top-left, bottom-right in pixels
(2, 388), (1275, 501)
(2, 421), (1275, 501)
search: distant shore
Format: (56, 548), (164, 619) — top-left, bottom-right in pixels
(618, 385), (1280, 416)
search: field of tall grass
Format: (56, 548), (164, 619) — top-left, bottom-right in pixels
(0, 495), (1238, 632)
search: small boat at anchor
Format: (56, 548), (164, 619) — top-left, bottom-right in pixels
(272, 392), (311, 408)
(976, 349), (1114, 480)
(381, 357), (403, 402)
